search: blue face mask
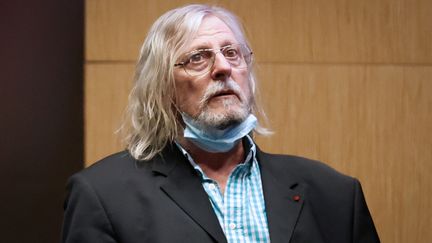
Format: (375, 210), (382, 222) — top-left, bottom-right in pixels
(182, 114), (257, 153)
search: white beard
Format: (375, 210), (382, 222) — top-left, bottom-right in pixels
(194, 79), (251, 130)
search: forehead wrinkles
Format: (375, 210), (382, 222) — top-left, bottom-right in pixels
(189, 30), (236, 50)
(194, 28), (232, 39)
(187, 16), (237, 50)
(196, 15), (232, 36)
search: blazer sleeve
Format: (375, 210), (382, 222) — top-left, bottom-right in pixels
(352, 179), (380, 243)
(62, 174), (118, 243)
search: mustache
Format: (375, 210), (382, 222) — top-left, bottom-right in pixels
(198, 79), (245, 107)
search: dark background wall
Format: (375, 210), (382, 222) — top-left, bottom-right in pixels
(0, 1), (84, 242)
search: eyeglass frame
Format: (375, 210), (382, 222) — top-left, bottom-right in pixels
(173, 43), (253, 77)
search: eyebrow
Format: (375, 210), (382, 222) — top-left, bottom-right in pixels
(187, 42), (211, 52)
(187, 41), (236, 52)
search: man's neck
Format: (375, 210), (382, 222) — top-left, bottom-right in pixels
(177, 137), (245, 193)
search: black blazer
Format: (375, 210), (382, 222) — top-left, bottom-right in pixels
(62, 144), (380, 243)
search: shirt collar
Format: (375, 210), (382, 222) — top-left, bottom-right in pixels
(175, 135), (257, 180)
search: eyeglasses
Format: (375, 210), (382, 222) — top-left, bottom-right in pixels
(174, 44), (253, 77)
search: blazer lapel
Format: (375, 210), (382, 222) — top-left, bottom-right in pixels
(152, 145), (227, 243)
(257, 149), (305, 243)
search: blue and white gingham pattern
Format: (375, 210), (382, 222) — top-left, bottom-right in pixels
(176, 136), (270, 243)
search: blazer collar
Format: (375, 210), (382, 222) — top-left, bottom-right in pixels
(151, 144), (228, 243)
(257, 147), (305, 243)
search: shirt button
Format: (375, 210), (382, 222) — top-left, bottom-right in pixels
(208, 184), (216, 190)
(229, 223), (236, 229)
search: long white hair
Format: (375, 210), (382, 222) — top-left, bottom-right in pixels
(122, 4), (270, 160)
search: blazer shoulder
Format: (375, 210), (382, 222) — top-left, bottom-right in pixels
(82, 151), (135, 172)
(70, 151), (155, 185)
(258, 150), (355, 186)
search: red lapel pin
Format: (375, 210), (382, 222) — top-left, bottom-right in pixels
(293, 195), (301, 202)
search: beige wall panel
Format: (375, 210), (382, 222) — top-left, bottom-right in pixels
(85, 64), (134, 163)
(255, 64), (432, 243)
(86, 0), (211, 61)
(86, 0), (432, 63)
(85, 63), (432, 242)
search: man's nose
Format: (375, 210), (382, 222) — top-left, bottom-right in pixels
(210, 53), (232, 81)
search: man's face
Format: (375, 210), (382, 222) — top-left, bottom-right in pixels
(174, 15), (252, 129)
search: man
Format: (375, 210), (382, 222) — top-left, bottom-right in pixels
(62, 4), (380, 243)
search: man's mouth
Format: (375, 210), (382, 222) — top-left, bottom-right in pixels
(211, 89), (239, 99)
